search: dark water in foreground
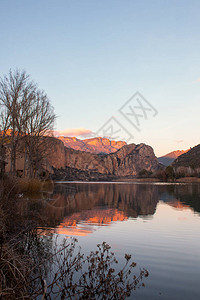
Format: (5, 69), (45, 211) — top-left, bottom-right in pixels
(32, 182), (200, 299)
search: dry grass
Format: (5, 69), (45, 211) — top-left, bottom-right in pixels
(17, 178), (54, 194)
(0, 244), (31, 299)
(0, 178), (31, 299)
(115, 178), (160, 182)
(0, 208), (6, 237)
(0, 178), (149, 299)
(0, 177), (19, 238)
(17, 178), (43, 194)
(42, 180), (54, 192)
(176, 177), (200, 183)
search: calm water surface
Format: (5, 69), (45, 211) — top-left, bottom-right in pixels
(36, 182), (200, 299)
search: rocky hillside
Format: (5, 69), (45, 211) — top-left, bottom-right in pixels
(4, 135), (161, 180)
(158, 150), (189, 166)
(173, 145), (200, 168)
(57, 136), (126, 154)
(48, 140), (161, 180)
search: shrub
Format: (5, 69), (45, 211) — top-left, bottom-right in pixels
(0, 178), (149, 299)
(138, 169), (153, 178)
(155, 170), (167, 181)
(32, 239), (149, 299)
(165, 166), (175, 181)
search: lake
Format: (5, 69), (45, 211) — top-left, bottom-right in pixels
(33, 182), (200, 299)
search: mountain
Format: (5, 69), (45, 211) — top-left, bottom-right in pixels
(56, 136), (126, 154)
(173, 145), (200, 176)
(48, 139), (161, 180)
(4, 136), (161, 180)
(158, 150), (189, 166)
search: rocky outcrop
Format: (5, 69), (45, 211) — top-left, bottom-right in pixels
(5, 136), (67, 175)
(46, 137), (66, 169)
(51, 166), (115, 181)
(57, 136), (126, 154)
(105, 143), (159, 176)
(48, 139), (160, 179)
(4, 135), (160, 179)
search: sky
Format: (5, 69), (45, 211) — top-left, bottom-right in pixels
(0, 0), (200, 156)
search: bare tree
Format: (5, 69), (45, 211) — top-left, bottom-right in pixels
(0, 69), (36, 175)
(22, 89), (56, 178)
(0, 102), (10, 176)
(0, 69), (56, 177)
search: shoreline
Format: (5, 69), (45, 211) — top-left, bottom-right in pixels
(54, 177), (200, 184)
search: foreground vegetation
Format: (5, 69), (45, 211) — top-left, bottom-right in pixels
(0, 178), (149, 299)
(0, 69), (56, 178)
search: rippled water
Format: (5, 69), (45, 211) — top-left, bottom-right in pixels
(34, 182), (200, 299)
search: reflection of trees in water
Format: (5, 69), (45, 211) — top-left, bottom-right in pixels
(44, 184), (160, 226)
(158, 184), (200, 214)
(19, 183), (200, 230)
(103, 184), (159, 217)
(174, 184), (200, 214)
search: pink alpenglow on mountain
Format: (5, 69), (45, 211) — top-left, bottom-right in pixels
(158, 150), (189, 166)
(57, 136), (127, 154)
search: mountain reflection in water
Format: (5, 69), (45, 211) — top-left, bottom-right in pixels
(22, 182), (199, 237)
(57, 208), (128, 236)
(52, 183), (158, 236)
(18, 182), (200, 300)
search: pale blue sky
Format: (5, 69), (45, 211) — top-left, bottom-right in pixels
(0, 0), (200, 156)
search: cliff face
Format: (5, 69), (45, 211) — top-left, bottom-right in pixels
(57, 136), (126, 154)
(4, 136), (160, 179)
(46, 137), (66, 169)
(105, 143), (159, 176)
(50, 140), (160, 177)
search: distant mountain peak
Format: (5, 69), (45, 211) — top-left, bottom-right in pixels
(56, 136), (127, 154)
(158, 149), (189, 166)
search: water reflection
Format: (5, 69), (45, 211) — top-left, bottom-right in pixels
(51, 183), (159, 236)
(18, 183), (200, 300)
(19, 183), (200, 236)
(158, 183), (200, 214)
(57, 208), (128, 236)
